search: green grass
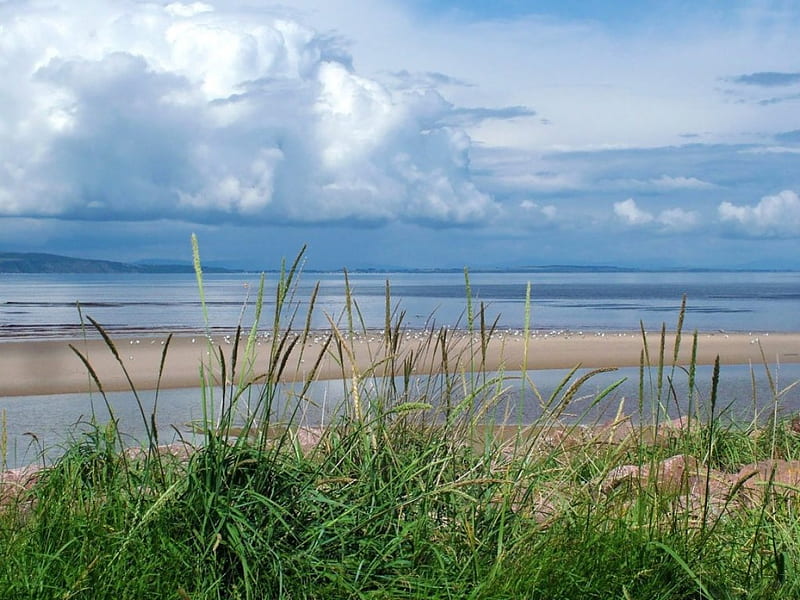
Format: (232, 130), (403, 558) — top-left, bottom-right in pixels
(1, 241), (800, 599)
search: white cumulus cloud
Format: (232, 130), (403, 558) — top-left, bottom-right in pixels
(0, 0), (497, 226)
(614, 198), (699, 231)
(718, 190), (800, 237)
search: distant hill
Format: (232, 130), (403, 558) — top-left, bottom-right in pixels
(2, 252), (793, 275)
(0, 252), (241, 274)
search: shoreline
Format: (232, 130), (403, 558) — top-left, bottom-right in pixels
(0, 324), (791, 343)
(1, 330), (799, 397)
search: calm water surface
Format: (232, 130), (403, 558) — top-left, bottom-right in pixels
(2, 271), (799, 338)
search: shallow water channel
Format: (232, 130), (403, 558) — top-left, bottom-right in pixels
(2, 363), (799, 469)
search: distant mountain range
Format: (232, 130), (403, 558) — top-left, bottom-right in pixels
(1, 251), (795, 274)
(312, 265), (795, 274)
(0, 252), (241, 274)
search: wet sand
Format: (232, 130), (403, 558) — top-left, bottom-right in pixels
(1, 331), (798, 397)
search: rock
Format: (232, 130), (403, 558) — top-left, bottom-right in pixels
(735, 459), (800, 506)
(293, 426), (325, 452)
(678, 470), (737, 520)
(652, 454), (700, 495)
(601, 454), (700, 497)
(598, 454), (800, 522)
(601, 464), (643, 494)
(0, 465), (42, 508)
(123, 442), (194, 463)
(791, 415), (800, 434)
(594, 414), (699, 447)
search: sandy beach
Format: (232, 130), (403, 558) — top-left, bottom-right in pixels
(1, 330), (798, 397)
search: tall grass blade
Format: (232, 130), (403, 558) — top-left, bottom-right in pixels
(672, 294), (686, 365)
(191, 233), (211, 337)
(464, 267), (474, 333)
(650, 541), (717, 600)
(700, 355), (721, 548)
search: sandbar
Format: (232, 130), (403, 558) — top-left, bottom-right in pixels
(1, 330), (798, 397)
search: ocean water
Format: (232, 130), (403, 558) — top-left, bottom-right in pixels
(1, 270), (800, 338)
(1, 270), (799, 467)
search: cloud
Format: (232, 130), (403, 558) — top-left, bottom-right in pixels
(730, 72), (800, 87)
(519, 200), (556, 219)
(613, 175), (716, 191)
(657, 207), (698, 231)
(390, 70), (474, 88)
(775, 129), (800, 144)
(718, 190), (800, 237)
(444, 105), (536, 126)
(469, 146), (585, 193)
(614, 198), (653, 225)
(757, 92), (800, 106)
(0, 0), (498, 226)
(165, 2), (214, 18)
(723, 71), (800, 106)
(649, 175), (715, 190)
(544, 142), (800, 205)
(614, 199), (698, 231)
(740, 146), (800, 155)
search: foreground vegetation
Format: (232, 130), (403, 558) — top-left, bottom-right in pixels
(1, 242), (799, 599)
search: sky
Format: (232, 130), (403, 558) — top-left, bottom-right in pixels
(1, 0), (799, 270)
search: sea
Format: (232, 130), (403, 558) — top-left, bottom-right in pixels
(1, 270), (799, 467)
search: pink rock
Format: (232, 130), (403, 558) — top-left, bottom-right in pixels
(294, 426), (325, 452)
(601, 464), (643, 494)
(123, 442), (194, 463)
(735, 459), (800, 505)
(651, 454), (700, 495)
(0, 465), (42, 507)
(601, 455), (700, 497)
